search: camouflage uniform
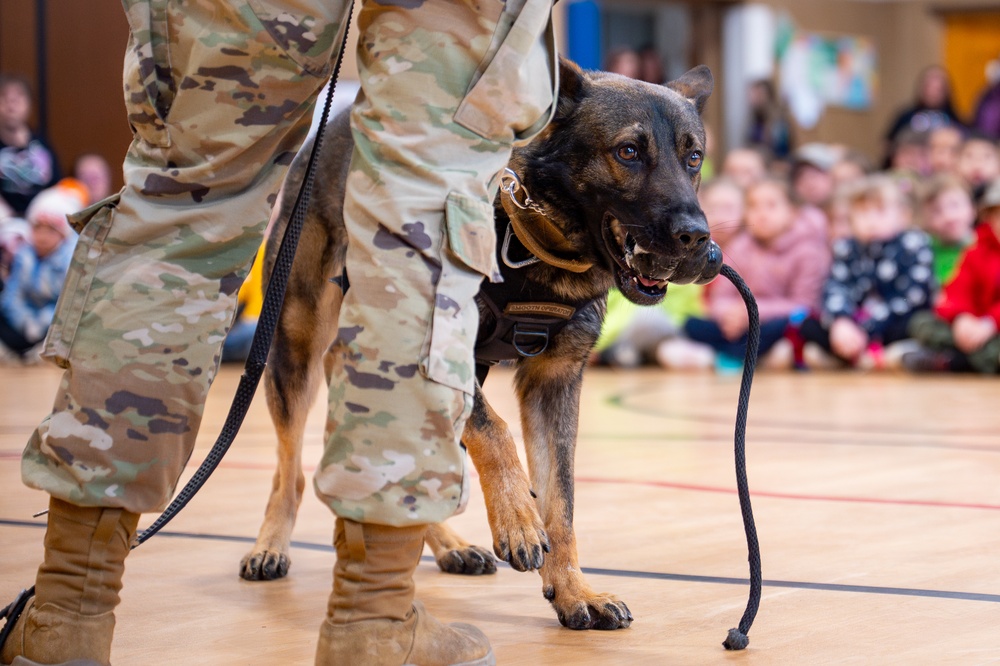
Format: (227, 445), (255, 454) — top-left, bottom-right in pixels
(21, 0), (556, 528)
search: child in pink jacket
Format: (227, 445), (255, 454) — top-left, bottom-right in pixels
(684, 177), (831, 367)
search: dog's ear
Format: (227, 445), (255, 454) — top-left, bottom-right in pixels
(666, 65), (713, 115)
(554, 57), (587, 121)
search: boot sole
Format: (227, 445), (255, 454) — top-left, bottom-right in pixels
(403, 649), (496, 666)
(12, 658), (103, 666)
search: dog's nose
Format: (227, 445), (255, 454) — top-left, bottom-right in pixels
(673, 218), (710, 251)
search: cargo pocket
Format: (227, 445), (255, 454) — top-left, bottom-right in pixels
(454, 0), (558, 144)
(42, 194), (121, 368)
(247, 0), (347, 77)
(422, 192), (501, 395)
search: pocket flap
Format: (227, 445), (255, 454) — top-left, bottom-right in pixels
(67, 192), (122, 235)
(247, 0), (343, 77)
(444, 191), (501, 283)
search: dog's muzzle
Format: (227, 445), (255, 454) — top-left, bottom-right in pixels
(604, 213), (723, 305)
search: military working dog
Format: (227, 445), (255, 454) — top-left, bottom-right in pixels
(239, 59), (722, 631)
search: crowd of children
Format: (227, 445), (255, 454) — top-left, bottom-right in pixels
(4, 61), (1000, 377)
(596, 120), (1000, 377)
(0, 74), (109, 363)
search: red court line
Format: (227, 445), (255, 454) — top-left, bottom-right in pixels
(3, 452), (995, 512)
(191, 461), (1000, 512)
(574, 476), (1000, 511)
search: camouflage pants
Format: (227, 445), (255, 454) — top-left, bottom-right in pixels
(22, 0), (555, 527)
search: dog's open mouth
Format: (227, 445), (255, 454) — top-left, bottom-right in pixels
(602, 214), (673, 304)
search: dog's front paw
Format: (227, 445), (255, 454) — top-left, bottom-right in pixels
(485, 483), (550, 572)
(545, 585), (633, 630)
(434, 544), (497, 575)
(240, 549), (290, 581)
(494, 523), (550, 572)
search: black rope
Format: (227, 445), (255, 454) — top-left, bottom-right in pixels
(719, 263), (762, 651)
(0, 6), (355, 638)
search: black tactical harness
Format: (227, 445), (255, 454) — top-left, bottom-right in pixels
(474, 257), (598, 363)
(471, 219), (599, 386)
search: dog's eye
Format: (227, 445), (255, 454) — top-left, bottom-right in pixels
(687, 151), (703, 170)
(617, 144), (639, 162)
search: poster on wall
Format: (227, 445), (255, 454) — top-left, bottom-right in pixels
(778, 21), (878, 129)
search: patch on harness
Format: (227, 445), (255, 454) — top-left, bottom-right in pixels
(503, 302), (576, 319)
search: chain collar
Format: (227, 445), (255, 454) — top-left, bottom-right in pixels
(498, 168), (595, 274)
(499, 168), (549, 217)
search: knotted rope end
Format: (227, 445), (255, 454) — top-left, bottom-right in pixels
(722, 627), (750, 650)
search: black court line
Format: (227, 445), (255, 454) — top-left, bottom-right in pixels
(4, 519), (999, 605)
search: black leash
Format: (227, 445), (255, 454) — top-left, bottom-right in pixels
(0, 6), (354, 640)
(718, 263), (762, 650)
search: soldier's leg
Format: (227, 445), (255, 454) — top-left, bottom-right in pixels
(313, 1), (556, 664)
(4, 2), (350, 663)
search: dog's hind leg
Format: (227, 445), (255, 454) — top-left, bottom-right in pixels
(424, 522), (496, 575)
(239, 180), (346, 580)
(239, 284), (342, 581)
(463, 384), (549, 573)
(515, 356), (633, 630)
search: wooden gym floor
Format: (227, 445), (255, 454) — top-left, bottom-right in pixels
(2, 363), (999, 665)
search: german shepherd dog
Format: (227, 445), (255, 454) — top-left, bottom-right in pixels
(239, 59), (721, 631)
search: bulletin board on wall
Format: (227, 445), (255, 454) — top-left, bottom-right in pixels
(776, 18), (879, 130)
(941, 10), (1000, 120)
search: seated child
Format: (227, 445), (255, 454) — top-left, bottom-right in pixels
(956, 133), (1000, 204)
(800, 174), (934, 368)
(918, 173), (976, 286)
(700, 176), (745, 252)
(0, 187), (80, 361)
(0, 217), (31, 286)
(927, 125), (964, 175)
(904, 178), (1000, 373)
(721, 147), (768, 190)
(683, 177), (830, 369)
(887, 128), (930, 180)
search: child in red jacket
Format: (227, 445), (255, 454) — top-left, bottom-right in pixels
(904, 178), (1000, 372)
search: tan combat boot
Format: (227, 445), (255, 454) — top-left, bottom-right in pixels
(1, 497), (140, 666)
(315, 518), (495, 666)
